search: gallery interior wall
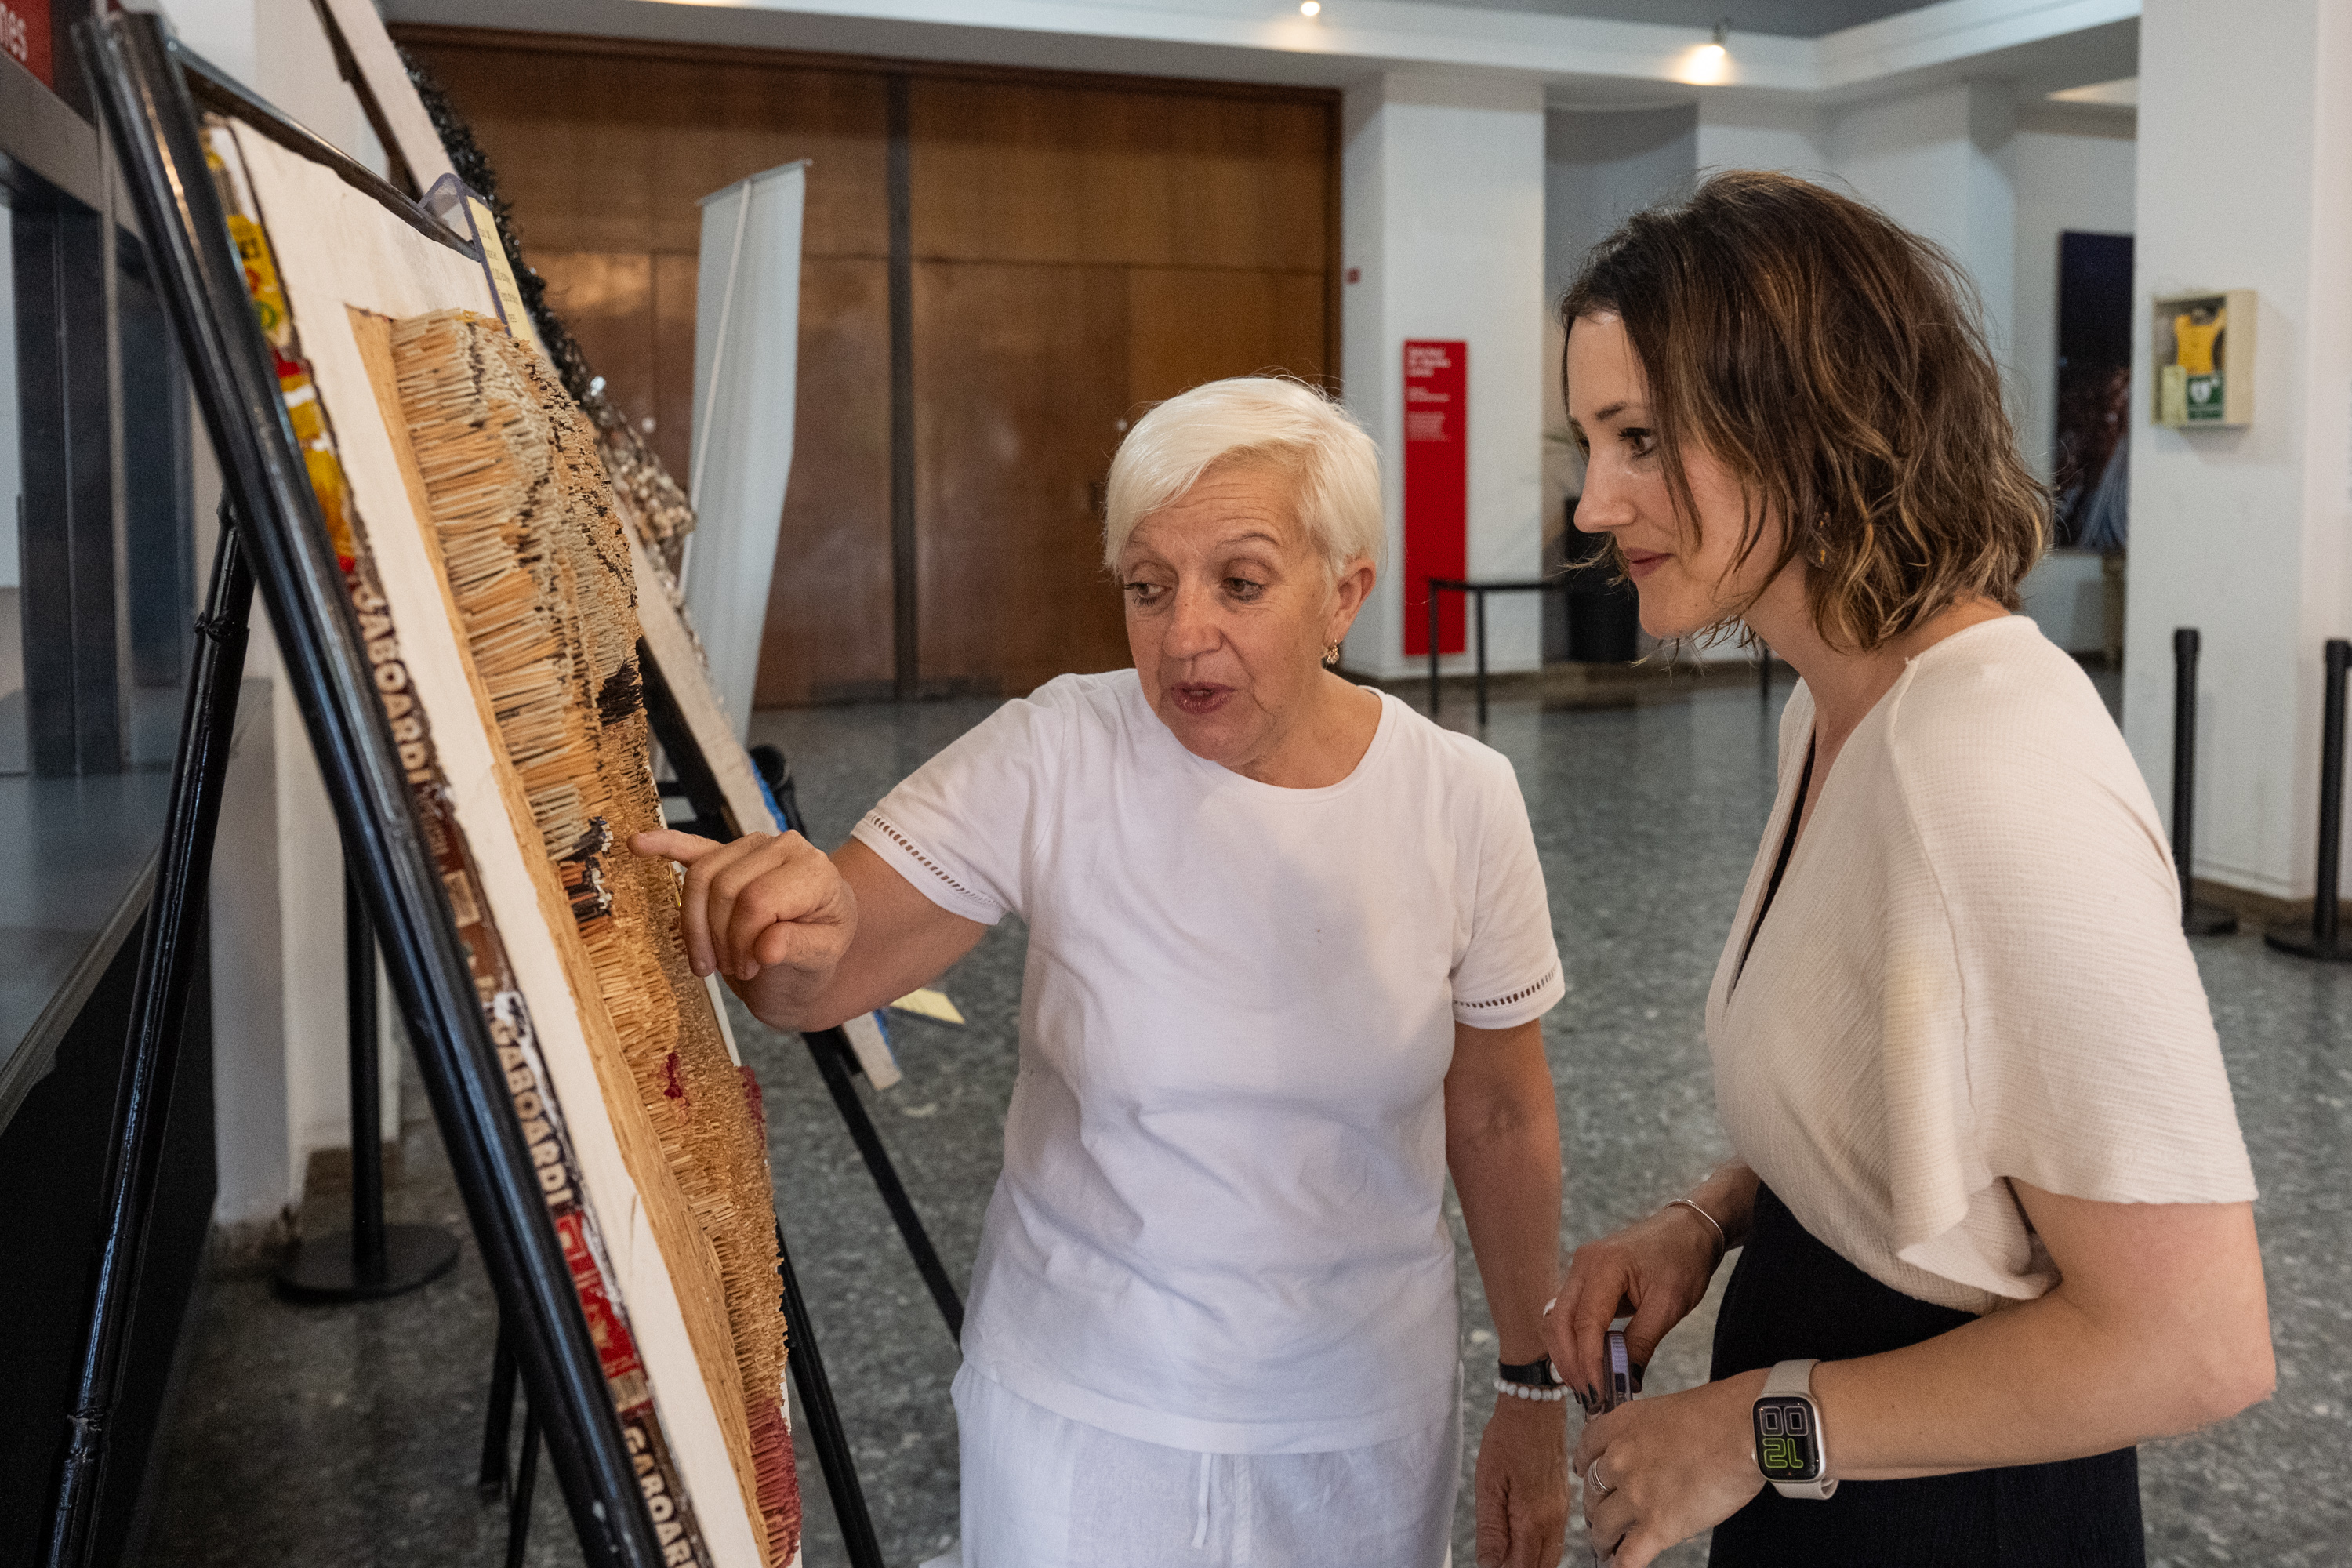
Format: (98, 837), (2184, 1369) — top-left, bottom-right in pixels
(397, 27), (1339, 706)
(2124, 0), (2352, 903)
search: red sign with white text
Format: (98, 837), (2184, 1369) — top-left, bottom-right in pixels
(0, 1), (51, 90)
(1403, 339), (1466, 657)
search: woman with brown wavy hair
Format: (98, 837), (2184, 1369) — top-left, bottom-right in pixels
(1541, 171), (2273, 1567)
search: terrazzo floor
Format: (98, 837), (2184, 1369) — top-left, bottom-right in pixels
(143, 663), (2352, 1566)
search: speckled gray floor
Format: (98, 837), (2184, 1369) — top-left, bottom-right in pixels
(145, 664), (2352, 1566)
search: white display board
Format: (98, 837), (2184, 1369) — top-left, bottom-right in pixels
(686, 165), (806, 738)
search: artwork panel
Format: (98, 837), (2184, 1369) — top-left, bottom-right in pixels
(220, 121), (771, 1568)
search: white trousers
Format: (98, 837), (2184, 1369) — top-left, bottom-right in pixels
(925, 1364), (1460, 1568)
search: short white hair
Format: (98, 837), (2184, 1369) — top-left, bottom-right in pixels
(1102, 376), (1384, 575)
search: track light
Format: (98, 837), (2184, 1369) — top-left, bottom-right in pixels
(1700, 20), (1729, 60)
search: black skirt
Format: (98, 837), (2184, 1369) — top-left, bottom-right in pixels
(1705, 1184), (2143, 1567)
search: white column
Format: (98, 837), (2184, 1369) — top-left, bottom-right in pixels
(1341, 71), (1547, 681)
(1831, 82), (2017, 368)
(2123, 0), (2352, 902)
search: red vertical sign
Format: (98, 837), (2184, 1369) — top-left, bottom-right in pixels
(1403, 339), (1467, 656)
(0, 1), (52, 90)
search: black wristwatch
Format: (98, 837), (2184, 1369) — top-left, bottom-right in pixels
(1494, 1357), (1568, 1403)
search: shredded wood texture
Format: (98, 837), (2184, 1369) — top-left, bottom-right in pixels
(390, 309), (797, 1566)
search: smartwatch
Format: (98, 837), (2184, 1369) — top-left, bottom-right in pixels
(1752, 1359), (1837, 1499)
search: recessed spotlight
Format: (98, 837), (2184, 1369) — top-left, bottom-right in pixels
(1301, 1), (1321, 14)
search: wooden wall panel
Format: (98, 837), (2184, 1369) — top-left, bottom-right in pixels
(913, 262), (1131, 693)
(910, 80), (1328, 270)
(403, 39), (889, 258)
(757, 258), (895, 705)
(1125, 267), (1329, 407)
(534, 249), (655, 428)
(652, 251), (700, 486)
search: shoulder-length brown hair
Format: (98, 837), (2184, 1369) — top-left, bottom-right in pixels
(1563, 170), (2046, 650)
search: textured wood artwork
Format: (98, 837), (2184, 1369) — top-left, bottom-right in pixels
(389, 311), (797, 1563)
(198, 111), (796, 1568)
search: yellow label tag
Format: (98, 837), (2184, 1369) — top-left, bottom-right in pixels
(465, 195), (548, 361)
(889, 988), (967, 1025)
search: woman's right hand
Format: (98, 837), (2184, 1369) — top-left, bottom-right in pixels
(633, 829), (858, 1011)
(1544, 1203), (1723, 1410)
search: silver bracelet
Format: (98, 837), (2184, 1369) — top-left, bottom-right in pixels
(1665, 1196), (1727, 1262)
(1493, 1375), (1570, 1403)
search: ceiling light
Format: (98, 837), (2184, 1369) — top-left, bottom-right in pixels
(1300, 1), (1320, 13)
(1700, 19), (1730, 60)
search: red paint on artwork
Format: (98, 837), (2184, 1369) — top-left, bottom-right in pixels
(557, 1209), (645, 1381)
(1403, 340), (1467, 657)
(1, 2), (51, 90)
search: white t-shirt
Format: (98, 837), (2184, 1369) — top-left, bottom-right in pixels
(1708, 618), (2257, 1316)
(851, 670), (1564, 1454)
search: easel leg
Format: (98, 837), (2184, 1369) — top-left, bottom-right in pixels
(507, 1399), (543, 1568)
(45, 509), (254, 1568)
(804, 1026), (966, 1342)
(481, 1327), (518, 1502)
(778, 1221), (887, 1568)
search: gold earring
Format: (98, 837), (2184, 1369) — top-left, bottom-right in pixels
(1323, 641), (1341, 668)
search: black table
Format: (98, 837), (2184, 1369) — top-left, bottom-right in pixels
(1426, 576), (1570, 725)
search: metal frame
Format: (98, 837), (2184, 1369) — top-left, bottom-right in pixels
(70, 16), (666, 1566)
(1425, 576), (1566, 727)
(43, 506), (249, 1566)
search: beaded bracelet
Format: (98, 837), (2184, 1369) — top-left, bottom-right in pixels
(1493, 1376), (1570, 1403)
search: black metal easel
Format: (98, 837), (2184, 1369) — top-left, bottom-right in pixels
(275, 863), (462, 1301)
(62, 17), (670, 1566)
(45, 510), (252, 1567)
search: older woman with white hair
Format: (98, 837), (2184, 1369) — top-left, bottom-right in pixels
(638, 377), (1571, 1567)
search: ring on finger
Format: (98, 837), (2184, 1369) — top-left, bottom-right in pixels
(1588, 1458), (1614, 1497)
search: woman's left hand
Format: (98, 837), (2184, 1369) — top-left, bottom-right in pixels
(1572, 1370), (1766, 1568)
(1474, 1394), (1568, 1568)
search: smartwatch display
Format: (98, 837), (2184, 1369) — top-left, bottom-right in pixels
(1753, 1359), (1837, 1499)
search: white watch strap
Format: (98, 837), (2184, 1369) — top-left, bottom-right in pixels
(1761, 1359), (1838, 1500)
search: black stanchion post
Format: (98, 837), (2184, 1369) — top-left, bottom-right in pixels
(1474, 587), (1491, 728)
(278, 866), (461, 1299)
(1427, 582), (1442, 717)
(2267, 638), (2352, 960)
(2172, 630), (2238, 936)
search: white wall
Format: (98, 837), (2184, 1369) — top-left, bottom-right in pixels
(2011, 106), (2136, 481)
(2010, 106), (2136, 653)
(1832, 82), (2019, 370)
(1541, 106), (1696, 576)
(1695, 96), (1828, 181)
(2123, 0), (2352, 902)
(1342, 72), (1547, 681)
(1545, 105), (1695, 302)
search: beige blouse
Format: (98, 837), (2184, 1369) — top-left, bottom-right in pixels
(1707, 617), (2257, 1315)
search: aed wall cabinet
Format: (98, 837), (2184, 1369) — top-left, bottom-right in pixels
(2152, 289), (2256, 427)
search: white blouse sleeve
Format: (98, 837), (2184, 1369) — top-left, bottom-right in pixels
(848, 688), (1062, 925)
(1878, 660), (2256, 1294)
(1450, 750), (1566, 1029)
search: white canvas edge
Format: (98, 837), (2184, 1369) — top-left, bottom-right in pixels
(227, 125), (766, 1568)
